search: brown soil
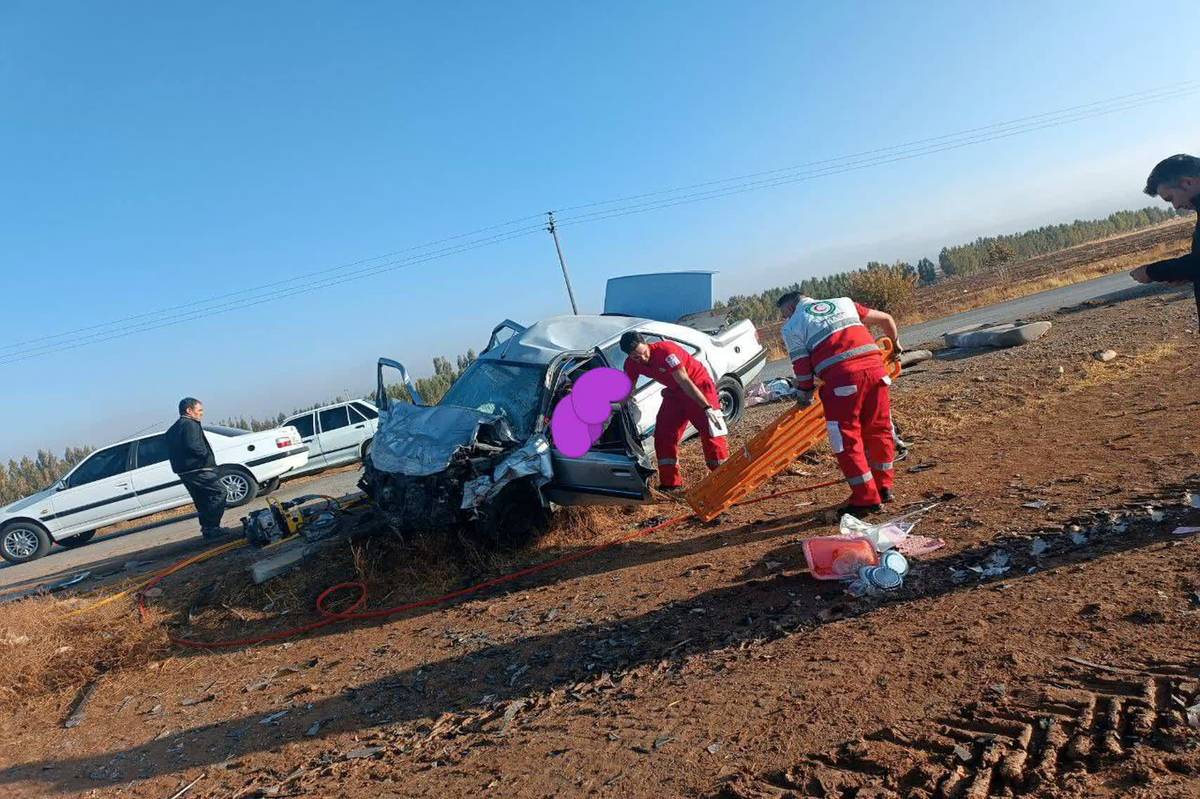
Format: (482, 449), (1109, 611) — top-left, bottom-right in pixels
(1, 284), (1199, 799)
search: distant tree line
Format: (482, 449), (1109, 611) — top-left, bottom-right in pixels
(0, 447), (94, 506)
(936, 206), (1179, 278)
(714, 205), (1180, 326)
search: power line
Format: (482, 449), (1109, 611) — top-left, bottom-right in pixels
(3, 81), (1196, 365)
(553, 80), (1200, 216)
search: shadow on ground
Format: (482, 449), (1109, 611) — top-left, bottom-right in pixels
(3, 482), (1195, 794)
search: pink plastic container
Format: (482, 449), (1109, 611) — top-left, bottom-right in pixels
(801, 535), (880, 580)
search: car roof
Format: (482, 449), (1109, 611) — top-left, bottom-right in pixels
(286, 399), (377, 418)
(480, 314), (648, 366)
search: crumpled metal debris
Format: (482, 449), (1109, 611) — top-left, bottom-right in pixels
(461, 434), (553, 510)
(371, 403), (514, 477)
(968, 550), (1011, 579)
(1029, 537), (1049, 556)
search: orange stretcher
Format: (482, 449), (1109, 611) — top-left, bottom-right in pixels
(685, 337), (902, 521)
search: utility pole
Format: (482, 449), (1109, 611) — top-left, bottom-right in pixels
(545, 211), (579, 315)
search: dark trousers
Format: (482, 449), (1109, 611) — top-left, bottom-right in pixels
(179, 469), (227, 531)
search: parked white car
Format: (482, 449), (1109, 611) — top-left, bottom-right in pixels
(281, 400), (379, 478)
(0, 424), (308, 564)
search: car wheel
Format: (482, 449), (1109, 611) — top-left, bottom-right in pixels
(260, 477), (281, 496)
(218, 467), (259, 508)
(1, 521), (51, 564)
(717, 376), (745, 426)
(57, 529), (97, 548)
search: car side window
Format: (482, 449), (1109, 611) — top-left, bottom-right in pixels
(348, 404), (366, 423)
(67, 443), (133, 488)
(288, 413), (315, 439)
(318, 406), (350, 433)
(351, 401), (378, 420)
(135, 435), (170, 468)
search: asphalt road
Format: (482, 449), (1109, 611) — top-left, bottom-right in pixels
(0, 467), (363, 598)
(757, 271), (1152, 383)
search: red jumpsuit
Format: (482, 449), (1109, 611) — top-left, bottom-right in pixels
(624, 341), (730, 488)
(781, 298), (895, 506)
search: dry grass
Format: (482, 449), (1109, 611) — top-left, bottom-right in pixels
(0, 596), (169, 708)
(904, 241), (1184, 327)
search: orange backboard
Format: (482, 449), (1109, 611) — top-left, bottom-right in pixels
(685, 338), (901, 521)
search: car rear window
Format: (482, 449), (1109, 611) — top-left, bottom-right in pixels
(203, 424), (249, 437)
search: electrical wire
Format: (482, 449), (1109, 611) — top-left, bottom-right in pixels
(4, 81), (1196, 365)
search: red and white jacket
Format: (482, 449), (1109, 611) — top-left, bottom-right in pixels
(781, 297), (881, 391)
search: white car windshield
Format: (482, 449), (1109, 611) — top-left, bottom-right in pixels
(438, 360), (545, 439)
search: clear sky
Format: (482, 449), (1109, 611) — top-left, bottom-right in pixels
(1, 1), (1198, 461)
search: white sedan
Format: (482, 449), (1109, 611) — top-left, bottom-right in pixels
(0, 424), (308, 564)
(282, 400), (379, 478)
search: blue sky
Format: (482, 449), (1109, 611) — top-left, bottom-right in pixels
(1, 1), (1198, 461)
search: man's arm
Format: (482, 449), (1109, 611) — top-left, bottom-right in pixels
(860, 307), (901, 351)
(671, 369), (714, 410)
(1131, 251), (1199, 284)
(183, 421), (209, 459)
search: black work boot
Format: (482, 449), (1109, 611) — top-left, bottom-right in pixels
(880, 488), (894, 504)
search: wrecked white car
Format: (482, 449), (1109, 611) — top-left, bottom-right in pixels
(360, 311), (766, 546)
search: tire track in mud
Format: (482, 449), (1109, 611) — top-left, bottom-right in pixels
(715, 661), (1199, 798)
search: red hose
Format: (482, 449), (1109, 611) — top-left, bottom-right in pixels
(141, 477), (842, 650)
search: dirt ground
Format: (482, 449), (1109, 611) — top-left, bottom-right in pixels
(2, 283), (1199, 799)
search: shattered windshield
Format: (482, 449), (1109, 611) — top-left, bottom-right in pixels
(439, 360), (546, 439)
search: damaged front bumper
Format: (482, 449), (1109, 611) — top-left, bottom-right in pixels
(359, 361), (553, 536)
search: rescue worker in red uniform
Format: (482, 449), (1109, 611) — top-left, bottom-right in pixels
(620, 331), (730, 491)
(777, 291), (902, 516)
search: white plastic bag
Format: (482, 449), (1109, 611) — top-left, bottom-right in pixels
(706, 407), (728, 437)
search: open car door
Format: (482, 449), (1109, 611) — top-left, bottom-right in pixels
(539, 349), (654, 506)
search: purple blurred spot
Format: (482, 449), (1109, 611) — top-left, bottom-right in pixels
(571, 368), (633, 424)
(550, 398), (591, 458)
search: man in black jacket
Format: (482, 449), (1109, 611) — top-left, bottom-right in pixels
(1131, 154), (1200, 320)
(164, 397), (234, 539)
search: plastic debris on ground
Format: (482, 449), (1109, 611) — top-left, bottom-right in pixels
(799, 513), (943, 596)
(1029, 537), (1049, 556)
(1172, 527), (1200, 537)
(745, 378), (796, 407)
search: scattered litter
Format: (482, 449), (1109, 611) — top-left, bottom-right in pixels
(953, 744), (973, 763)
(180, 695), (215, 707)
(259, 711), (288, 725)
(1070, 531), (1088, 547)
(653, 734), (675, 750)
(305, 721), (323, 737)
(64, 680), (99, 729)
(1146, 506), (1165, 522)
(706, 742), (721, 754)
(1092, 349), (1117, 362)
(166, 774), (205, 799)
(1187, 703), (1200, 730)
(1188, 491), (1200, 509)
(746, 378), (796, 407)
(500, 699), (525, 734)
(908, 462), (937, 473)
(971, 550), (1011, 579)
(344, 746), (384, 760)
(801, 536), (878, 580)
(1022, 500), (1048, 510)
(1029, 537), (1049, 556)
(1171, 527), (1200, 537)
(48, 571), (91, 592)
(846, 564), (903, 597)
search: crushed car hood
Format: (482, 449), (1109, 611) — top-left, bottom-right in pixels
(3, 486), (55, 516)
(370, 403), (518, 477)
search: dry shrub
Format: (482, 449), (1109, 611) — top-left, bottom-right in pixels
(0, 596), (168, 708)
(849, 265), (918, 316)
